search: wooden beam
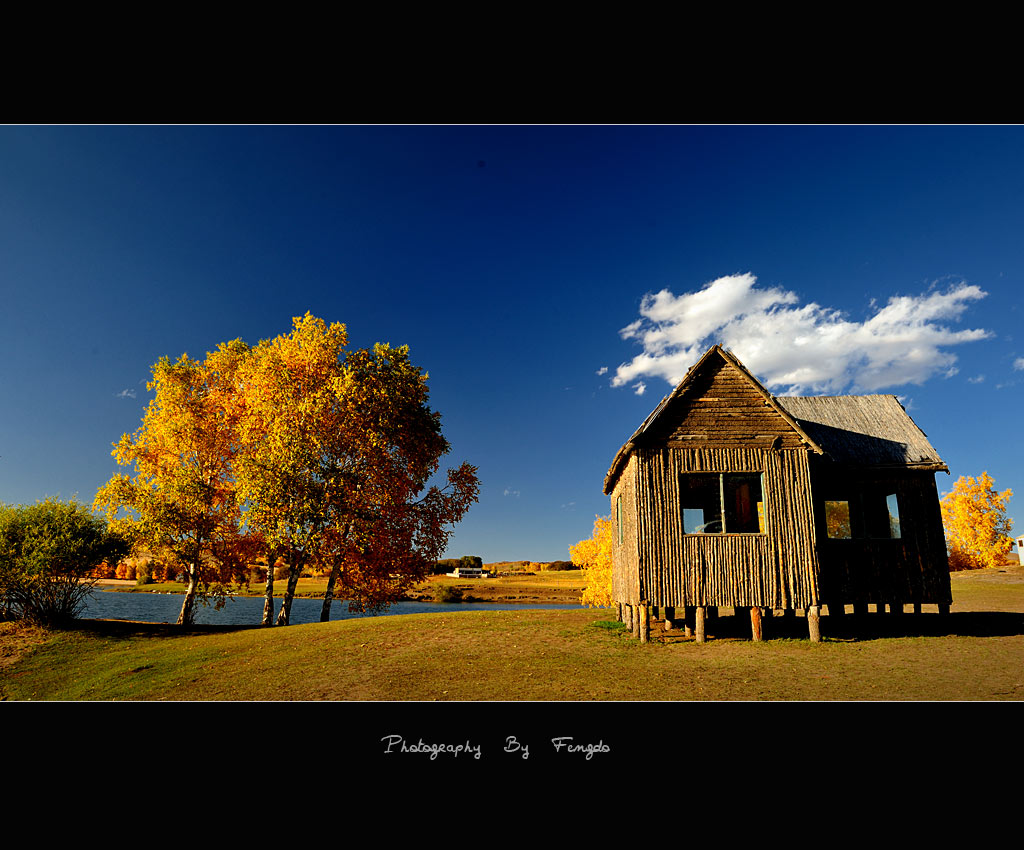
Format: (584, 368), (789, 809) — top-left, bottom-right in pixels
(750, 606), (763, 641)
(807, 605), (821, 642)
(695, 606), (706, 643)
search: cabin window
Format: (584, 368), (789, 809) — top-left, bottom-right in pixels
(825, 500), (852, 538)
(682, 472), (764, 534)
(824, 491), (902, 539)
(865, 492), (901, 539)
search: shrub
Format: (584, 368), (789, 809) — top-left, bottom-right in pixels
(543, 560), (575, 571)
(434, 584), (464, 603)
(135, 560), (155, 585)
(0, 499), (129, 626)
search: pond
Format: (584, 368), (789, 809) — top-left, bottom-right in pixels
(80, 588), (582, 626)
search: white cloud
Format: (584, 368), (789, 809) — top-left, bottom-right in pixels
(1014, 357), (1024, 371)
(596, 366), (608, 376)
(503, 487), (520, 497)
(611, 273), (992, 395)
(968, 375), (985, 384)
(633, 381), (646, 396)
(115, 388), (137, 399)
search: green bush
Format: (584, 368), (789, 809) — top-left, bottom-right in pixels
(0, 499), (129, 626)
(434, 585), (464, 603)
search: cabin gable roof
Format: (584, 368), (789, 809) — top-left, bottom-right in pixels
(603, 346), (822, 494)
(603, 345), (949, 494)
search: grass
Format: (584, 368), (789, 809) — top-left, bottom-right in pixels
(2, 564), (1022, 701)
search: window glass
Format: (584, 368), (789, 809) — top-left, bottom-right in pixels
(825, 500), (852, 539)
(887, 493), (901, 539)
(681, 474), (722, 533)
(863, 490), (902, 539)
(724, 474), (764, 534)
(681, 473), (764, 534)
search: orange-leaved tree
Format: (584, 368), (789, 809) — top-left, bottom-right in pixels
(314, 341), (479, 620)
(233, 313), (352, 626)
(570, 515), (613, 608)
(95, 339), (257, 625)
(940, 471), (1014, 571)
(234, 314), (480, 625)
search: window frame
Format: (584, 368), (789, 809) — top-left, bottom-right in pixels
(821, 488), (903, 541)
(680, 471), (766, 536)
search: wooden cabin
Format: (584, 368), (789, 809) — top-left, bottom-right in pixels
(603, 345), (952, 641)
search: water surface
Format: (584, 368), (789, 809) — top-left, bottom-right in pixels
(81, 589), (582, 626)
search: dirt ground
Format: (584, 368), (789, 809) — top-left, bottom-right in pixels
(949, 560), (1024, 584)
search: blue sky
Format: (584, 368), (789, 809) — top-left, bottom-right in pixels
(0, 125), (1021, 562)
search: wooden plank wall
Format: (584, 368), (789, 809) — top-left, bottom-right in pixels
(631, 446), (820, 609)
(649, 358), (806, 451)
(814, 467), (953, 605)
(611, 454), (640, 605)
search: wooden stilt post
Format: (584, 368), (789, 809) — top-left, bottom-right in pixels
(807, 605), (821, 642)
(695, 606), (706, 644)
(632, 604), (641, 638)
(663, 606), (675, 631)
(624, 604), (633, 632)
(639, 603), (650, 643)
(750, 606), (763, 641)
(616, 602), (623, 622)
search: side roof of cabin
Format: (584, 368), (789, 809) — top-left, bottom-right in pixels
(603, 345), (947, 494)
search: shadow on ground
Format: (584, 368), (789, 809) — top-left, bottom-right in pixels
(648, 610), (1024, 643)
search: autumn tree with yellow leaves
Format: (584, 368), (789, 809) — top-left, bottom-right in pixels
(570, 515), (613, 608)
(96, 313), (479, 626)
(234, 315), (479, 624)
(95, 339), (256, 626)
(940, 472), (1014, 571)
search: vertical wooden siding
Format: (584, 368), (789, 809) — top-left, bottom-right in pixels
(631, 446), (820, 609)
(611, 454), (640, 604)
(814, 468), (952, 605)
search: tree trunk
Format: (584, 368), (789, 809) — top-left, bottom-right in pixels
(320, 524), (351, 623)
(320, 558), (344, 622)
(276, 553), (303, 626)
(177, 563), (200, 626)
(262, 551), (276, 627)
